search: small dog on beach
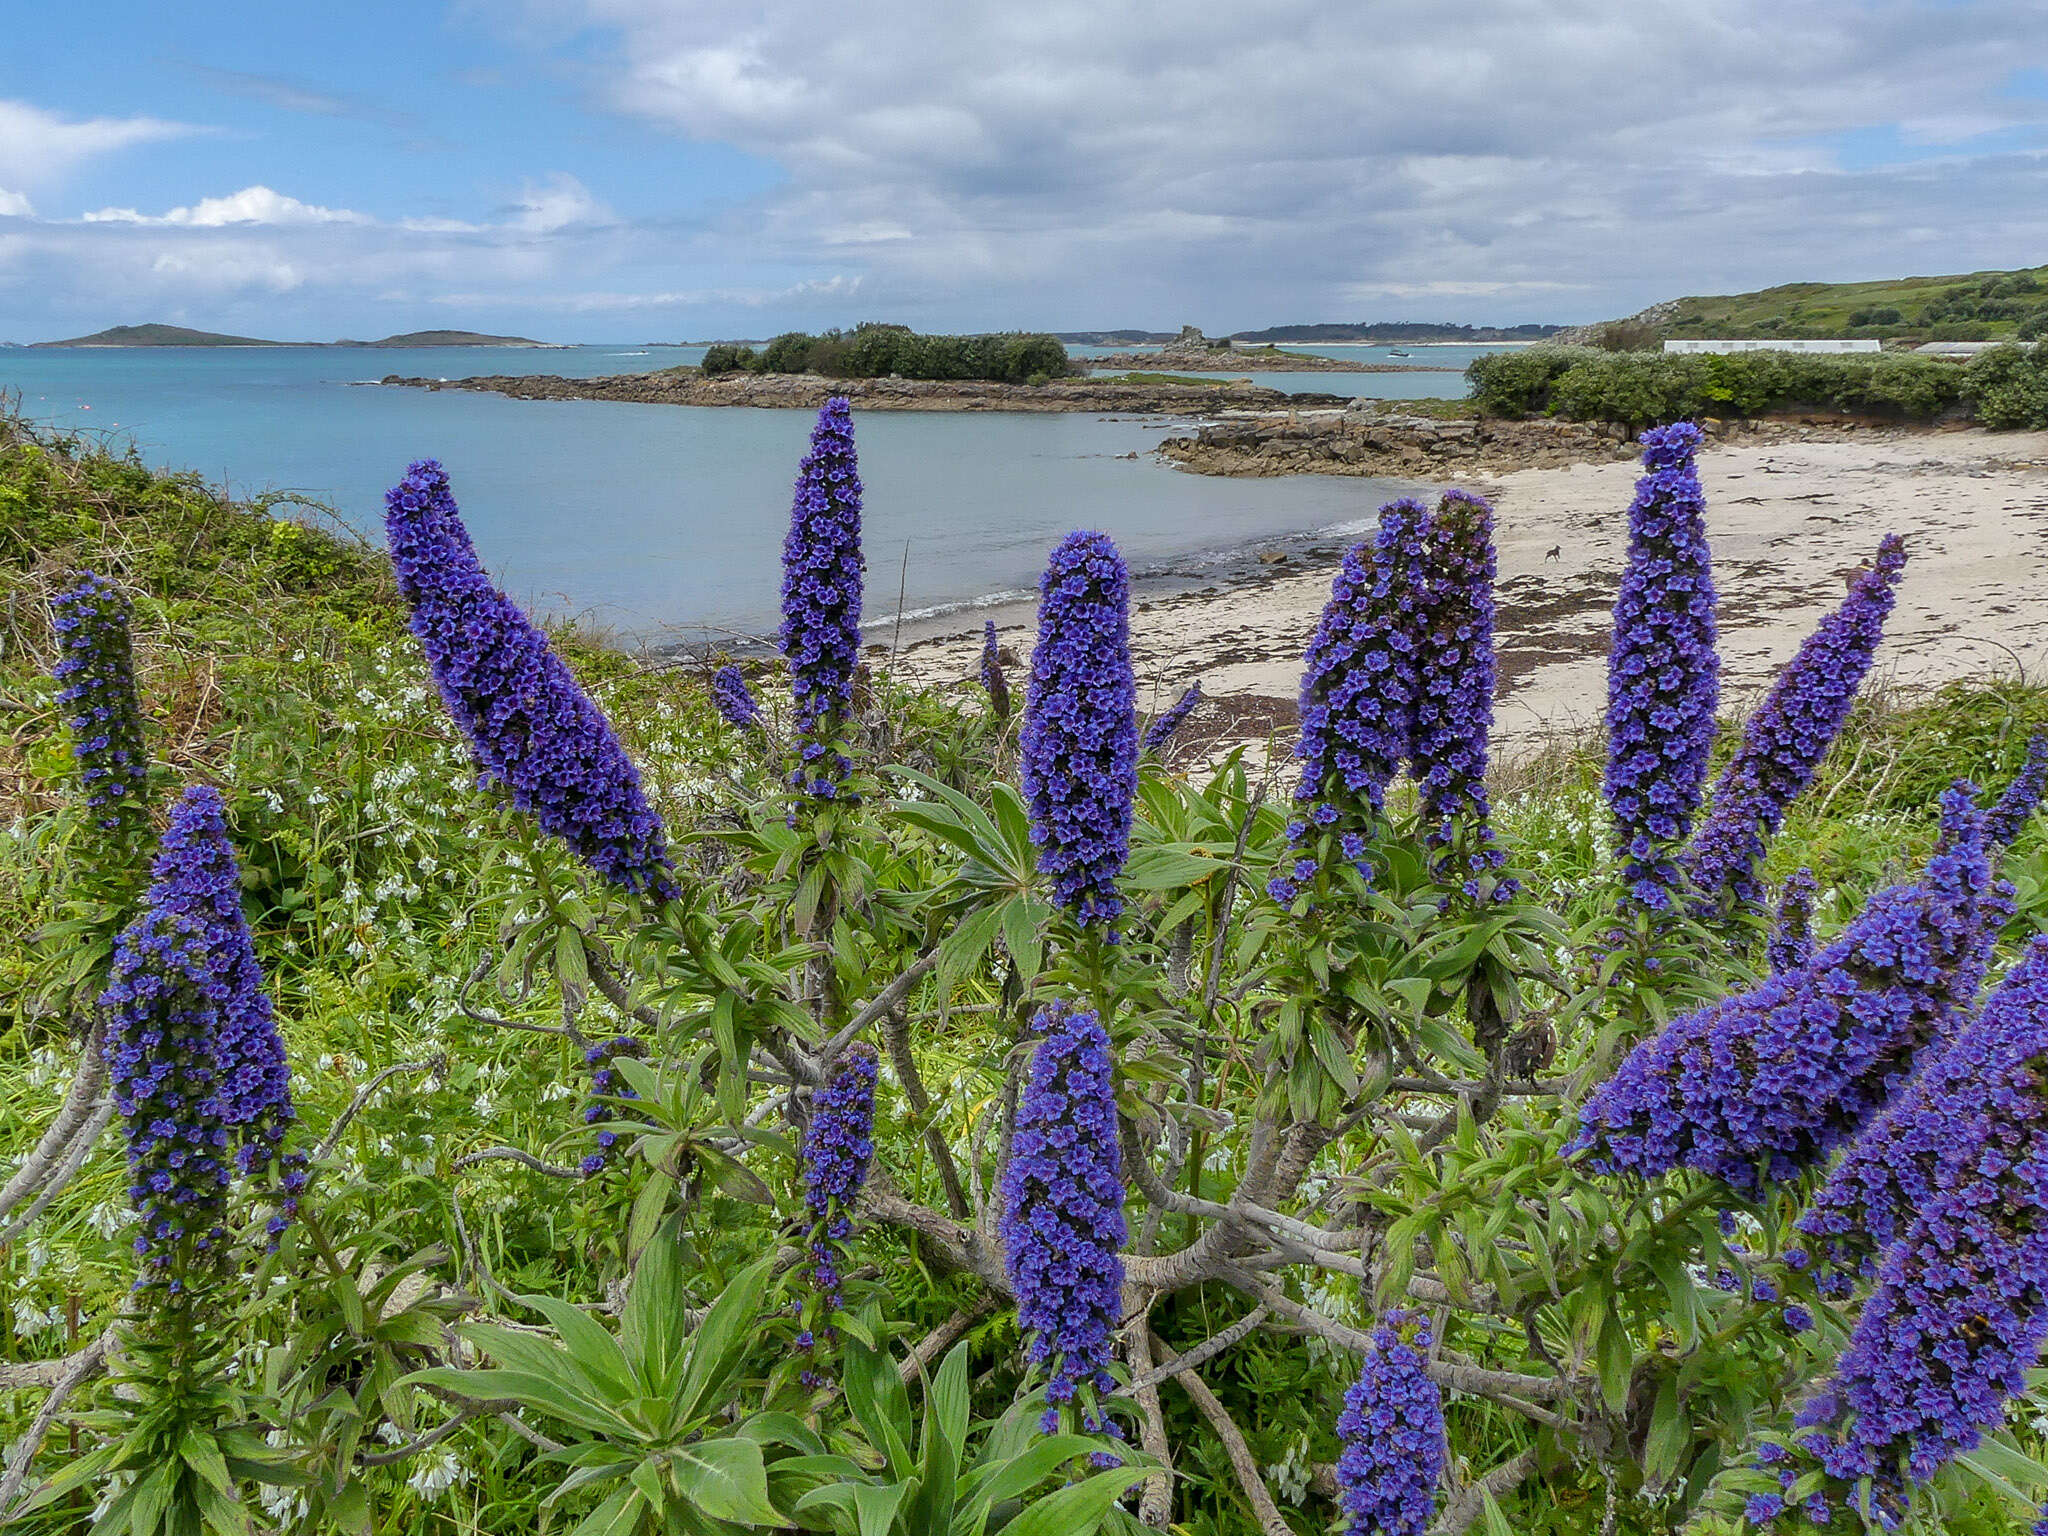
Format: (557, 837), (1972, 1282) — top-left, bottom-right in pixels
(1544, 545), (1561, 563)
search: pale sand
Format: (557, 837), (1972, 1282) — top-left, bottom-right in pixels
(888, 427), (2048, 765)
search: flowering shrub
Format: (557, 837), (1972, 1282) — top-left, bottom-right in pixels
(14, 407), (2048, 1536)
(710, 664), (763, 732)
(52, 570), (151, 850)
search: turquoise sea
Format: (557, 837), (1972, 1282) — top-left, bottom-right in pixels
(0, 342), (1498, 644)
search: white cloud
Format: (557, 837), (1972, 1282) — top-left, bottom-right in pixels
(0, 187), (31, 218)
(82, 185), (374, 227)
(507, 173), (612, 233)
(0, 98), (199, 189)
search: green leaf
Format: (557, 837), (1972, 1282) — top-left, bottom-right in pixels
(515, 1291), (638, 1403)
(675, 1256), (774, 1425)
(1643, 1375), (1687, 1483)
(565, 1485), (644, 1536)
(842, 1339), (914, 1481)
(178, 1429), (235, 1497)
(1595, 1311), (1633, 1414)
(623, 1223), (693, 1401)
(991, 1466), (1145, 1536)
(670, 1437), (788, 1528)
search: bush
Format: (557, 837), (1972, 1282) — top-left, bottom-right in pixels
(698, 343), (761, 376)
(743, 324), (1073, 384)
(1964, 343), (2048, 429)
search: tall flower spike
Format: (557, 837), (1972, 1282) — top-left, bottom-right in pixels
(1798, 935), (2048, 1293)
(1021, 532), (1138, 929)
(1334, 1310), (1446, 1536)
(100, 785), (302, 1282)
(1575, 784), (1996, 1194)
(780, 397), (865, 803)
(1141, 680), (1202, 756)
(1767, 868), (1817, 976)
(1688, 536), (1907, 916)
(1000, 1005), (1126, 1428)
(578, 1036), (645, 1178)
(794, 1046), (878, 1386)
(1744, 938), (2048, 1531)
(385, 461), (676, 898)
(980, 619), (1012, 724)
(1986, 728), (2048, 847)
(710, 664), (763, 732)
(52, 571), (151, 846)
(1604, 422), (1719, 911)
(1273, 499), (1431, 903)
(1412, 490), (1514, 900)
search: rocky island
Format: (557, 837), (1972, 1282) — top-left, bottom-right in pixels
(379, 366), (1353, 413)
(1083, 324), (1444, 372)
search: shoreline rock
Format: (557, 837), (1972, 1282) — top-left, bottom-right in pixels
(378, 368), (1356, 414)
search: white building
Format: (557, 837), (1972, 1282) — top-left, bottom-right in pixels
(1663, 339), (1882, 355)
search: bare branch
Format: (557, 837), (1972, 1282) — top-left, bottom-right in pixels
(318, 1058), (442, 1161)
(0, 1096), (114, 1248)
(1127, 1306), (1269, 1393)
(1428, 1446), (1540, 1536)
(884, 1002), (970, 1221)
(817, 949), (942, 1067)
(1157, 1330), (1293, 1536)
(454, 1147), (583, 1180)
(0, 1327), (113, 1517)
(1123, 1307), (1176, 1527)
(0, 1017), (109, 1225)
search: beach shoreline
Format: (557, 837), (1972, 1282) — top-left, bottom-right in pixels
(882, 423), (2048, 768)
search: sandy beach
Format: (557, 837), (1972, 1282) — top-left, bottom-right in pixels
(888, 425), (2048, 765)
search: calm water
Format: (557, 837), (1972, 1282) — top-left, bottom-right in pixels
(0, 345), (1433, 643)
(1070, 340), (1507, 398)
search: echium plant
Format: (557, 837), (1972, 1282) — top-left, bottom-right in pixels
(1141, 680), (1202, 756)
(1745, 938), (2048, 1530)
(579, 1035), (644, 1177)
(999, 1004), (1126, 1445)
(101, 783), (302, 1284)
(1334, 1311), (1446, 1536)
(1767, 868), (1817, 977)
(384, 460), (677, 897)
(1272, 498), (1430, 903)
(1021, 531), (1137, 932)
(981, 618), (1012, 725)
(1604, 421), (1719, 911)
(53, 570), (151, 856)
(1411, 490), (1513, 901)
(1986, 727), (2048, 846)
(710, 663), (763, 732)
(795, 1046), (878, 1387)
(1575, 783), (1998, 1194)
(781, 396), (865, 805)
(1687, 535), (1908, 917)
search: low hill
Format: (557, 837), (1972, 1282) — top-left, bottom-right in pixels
(1231, 321), (1562, 344)
(337, 330), (550, 347)
(1570, 267), (2048, 346)
(35, 323), (284, 348)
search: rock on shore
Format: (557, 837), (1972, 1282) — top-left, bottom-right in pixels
(379, 368), (1355, 414)
(1156, 407), (1644, 477)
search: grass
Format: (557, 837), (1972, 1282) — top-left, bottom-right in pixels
(7, 414), (2048, 1533)
(1649, 264), (2048, 343)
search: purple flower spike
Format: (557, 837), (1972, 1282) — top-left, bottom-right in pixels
(780, 398), (864, 803)
(1749, 940), (2048, 1528)
(711, 664), (763, 732)
(980, 619), (1013, 724)
(53, 571), (150, 843)
(1021, 532), (1137, 929)
(1413, 490), (1513, 900)
(1604, 423), (1719, 911)
(384, 461), (676, 898)
(1335, 1310), (1446, 1536)
(578, 1036), (644, 1177)
(801, 1047), (878, 1312)
(1986, 729), (2048, 847)
(1799, 935), (2048, 1292)
(1575, 784), (1998, 1194)
(1275, 499), (1430, 902)
(99, 785), (301, 1281)
(1689, 536), (1907, 915)
(1142, 681), (1202, 756)
(1000, 1005), (1126, 1423)
(1767, 868), (1817, 977)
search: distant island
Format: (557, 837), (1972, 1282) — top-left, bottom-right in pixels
(1230, 321), (1563, 344)
(34, 323), (553, 348)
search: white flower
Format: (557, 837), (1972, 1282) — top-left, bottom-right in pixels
(405, 1450), (470, 1501)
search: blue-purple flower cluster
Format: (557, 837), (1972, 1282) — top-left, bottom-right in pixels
(1768, 868), (1817, 977)
(980, 620), (1011, 723)
(1987, 728), (2048, 847)
(1575, 784), (1996, 1194)
(1333, 1309), (1446, 1536)
(1000, 1004), (1127, 1431)
(578, 1036), (644, 1178)
(801, 1046), (878, 1313)
(53, 571), (150, 840)
(1412, 490), (1513, 900)
(1273, 500), (1430, 902)
(1142, 680), (1203, 756)
(1747, 939), (2048, 1529)
(710, 664), (763, 732)
(780, 398), (864, 803)
(1021, 532), (1138, 929)
(1688, 536), (1907, 915)
(100, 785), (302, 1283)
(384, 461), (677, 898)
(1604, 423), (1719, 911)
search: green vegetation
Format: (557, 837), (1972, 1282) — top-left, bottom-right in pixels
(699, 323), (1074, 384)
(339, 331), (549, 348)
(1638, 266), (2048, 344)
(1466, 343), (2048, 431)
(12, 417), (2048, 1535)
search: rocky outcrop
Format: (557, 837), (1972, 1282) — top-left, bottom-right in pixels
(1086, 324), (1393, 373)
(379, 368), (1355, 414)
(1156, 407), (1642, 477)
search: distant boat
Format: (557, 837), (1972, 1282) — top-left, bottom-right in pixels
(1388, 348), (1412, 357)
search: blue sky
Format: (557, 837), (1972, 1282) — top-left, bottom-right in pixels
(3, 0), (2046, 341)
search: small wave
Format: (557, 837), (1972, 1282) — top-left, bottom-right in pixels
(610, 351), (649, 357)
(862, 587), (1037, 631)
